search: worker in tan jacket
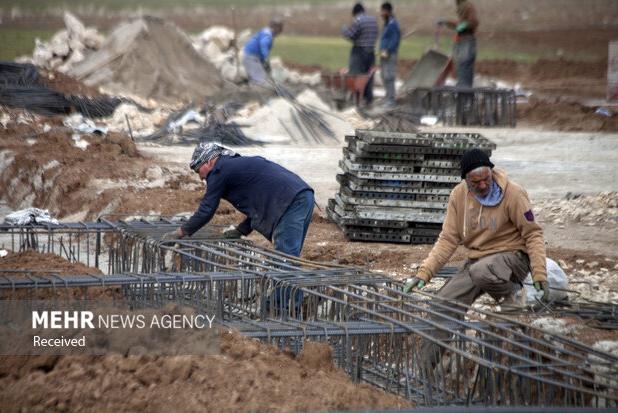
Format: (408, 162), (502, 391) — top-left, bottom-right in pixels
(404, 148), (549, 302)
(405, 148), (548, 367)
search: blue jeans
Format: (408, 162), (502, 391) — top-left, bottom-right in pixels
(453, 36), (476, 87)
(272, 189), (314, 257)
(269, 189), (314, 317)
(380, 52), (397, 105)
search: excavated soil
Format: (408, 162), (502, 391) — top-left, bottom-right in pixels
(38, 69), (102, 97)
(0, 250), (120, 299)
(0, 250), (408, 412)
(517, 98), (618, 132)
(0, 331), (408, 413)
(0, 112), (245, 221)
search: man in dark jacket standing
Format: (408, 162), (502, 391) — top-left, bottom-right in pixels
(379, 2), (401, 107)
(342, 3), (378, 105)
(162, 143), (314, 257)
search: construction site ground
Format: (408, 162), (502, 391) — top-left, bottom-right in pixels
(1, 1), (618, 411)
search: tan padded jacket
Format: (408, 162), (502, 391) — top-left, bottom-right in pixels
(417, 168), (547, 282)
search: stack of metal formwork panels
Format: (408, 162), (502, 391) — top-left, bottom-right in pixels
(327, 129), (496, 243)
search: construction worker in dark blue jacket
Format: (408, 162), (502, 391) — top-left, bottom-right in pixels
(162, 143), (314, 257)
(379, 2), (401, 107)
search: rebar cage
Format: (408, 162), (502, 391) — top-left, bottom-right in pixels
(0, 218), (616, 408)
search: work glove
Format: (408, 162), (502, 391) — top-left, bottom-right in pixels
(455, 21), (469, 33)
(533, 280), (550, 301)
(161, 228), (183, 242)
(403, 277), (426, 293)
(222, 225), (242, 239)
(263, 60), (271, 73)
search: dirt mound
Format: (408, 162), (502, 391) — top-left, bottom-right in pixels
(0, 331), (408, 413)
(517, 97), (618, 132)
(38, 69), (102, 97)
(0, 112), (242, 221)
(69, 16), (222, 104)
(0, 250), (101, 276)
(0, 250), (121, 299)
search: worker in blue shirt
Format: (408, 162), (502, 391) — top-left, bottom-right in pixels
(379, 2), (401, 107)
(162, 142), (314, 258)
(242, 18), (284, 85)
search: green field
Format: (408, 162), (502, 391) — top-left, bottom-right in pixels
(274, 35), (542, 71)
(0, 29), (56, 61)
(0, 29), (543, 67)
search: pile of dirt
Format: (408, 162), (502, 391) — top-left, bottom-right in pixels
(0, 331), (408, 413)
(517, 97), (618, 132)
(0, 250), (101, 276)
(536, 192), (618, 227)
(0, 111), (243, 221)
(0, 250), (121, 299)
(69, 16), (223, 104)
(38, 69), (102, 97)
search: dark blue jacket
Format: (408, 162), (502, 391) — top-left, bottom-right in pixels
(181, 155), (312, 240)
(380, 16), (401, 54)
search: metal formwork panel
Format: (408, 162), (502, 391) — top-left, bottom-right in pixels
(333, 130), (494, 244)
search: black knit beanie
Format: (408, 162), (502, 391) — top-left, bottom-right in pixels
(460, 148), (494, 178)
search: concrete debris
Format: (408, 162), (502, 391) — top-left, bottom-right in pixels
(103, 104), (167, 138)
(4, 207), (59, 226)
(69, 16), (222, 103)
(17, 12), (104, 73)
(63, 113), (108, 135)
(530, 317), (577, 336)
(167, 110), (205, 134)
(192, 25), (248, 83)
(536, 192), (618, 225)
(270, 57), (321, 86)
(589, 341), (618, 391)
(71, 134), (89, 150)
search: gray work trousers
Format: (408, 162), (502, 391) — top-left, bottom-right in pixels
(243, 53), (268, 85)
(453, 35), (476, 87)
(421, 251), (530, 368)
(380, 53), (397, 105)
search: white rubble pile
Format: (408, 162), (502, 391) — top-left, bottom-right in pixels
(102, 104), (168, 138)
(550, 255), (618, 303)
(192, 25), (321, 86)
(228, 89), (352, 144)
(192, 25), (250, 83)
(536, 192), (618, 226)
(270, 57), (321, 86)
(4, 208), (59, 226)
(17, 12), (104, 73)
(530, 317), (578, 336)
(588, 340), (618, 400)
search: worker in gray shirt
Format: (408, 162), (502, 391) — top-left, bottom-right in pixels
(342, 3), (378, 105)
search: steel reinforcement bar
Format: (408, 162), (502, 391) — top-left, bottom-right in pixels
(1, 220), (616, 407)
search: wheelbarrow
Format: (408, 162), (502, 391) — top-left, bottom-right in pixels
(321, 67), (377, 109)
(401, 26), (454, 93)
